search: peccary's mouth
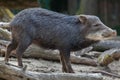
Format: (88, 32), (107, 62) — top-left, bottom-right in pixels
(86, 30), (117, 41)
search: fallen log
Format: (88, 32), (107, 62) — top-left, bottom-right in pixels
(0, 22), (10, 30)
(97, 48), (120, 66)
(0, 62), (103, 80)
(0, 28), (11, 40)
(0, 7), (14, 22)
(92, 40), (120, 51)
(0, 39), (10, 47)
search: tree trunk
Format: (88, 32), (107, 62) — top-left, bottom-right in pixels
(68, 0), (79, 14)
(77, 0), (98, 15)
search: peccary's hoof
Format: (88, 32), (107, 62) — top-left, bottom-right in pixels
(22, 65), (27, 71)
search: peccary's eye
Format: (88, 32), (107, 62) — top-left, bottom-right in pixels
(94, 24), (100, 27)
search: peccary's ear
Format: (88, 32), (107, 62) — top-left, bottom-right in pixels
(79, 15), (87, 24)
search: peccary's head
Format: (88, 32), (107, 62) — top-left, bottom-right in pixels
(79, 15), (117, 41)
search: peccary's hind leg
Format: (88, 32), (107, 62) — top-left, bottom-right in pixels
(5, 39), (18, 63)
(16, 36), (32, 67)
(60, 49), (74, 73)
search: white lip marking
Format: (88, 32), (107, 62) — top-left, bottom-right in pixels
(86, 32), (115, 41)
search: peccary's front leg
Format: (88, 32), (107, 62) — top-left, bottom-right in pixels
(59, 49), (74, 73)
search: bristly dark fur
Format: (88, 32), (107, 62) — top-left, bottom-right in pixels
(10, 8), (97, 51)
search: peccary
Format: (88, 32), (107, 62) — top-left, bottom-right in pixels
(4, 8), (116, 73)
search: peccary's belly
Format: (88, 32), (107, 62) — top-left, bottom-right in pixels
(32, 39), (57, 49)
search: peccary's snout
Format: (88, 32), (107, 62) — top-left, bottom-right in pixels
(102, 29), (117, 38)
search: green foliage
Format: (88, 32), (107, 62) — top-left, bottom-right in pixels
(112, 25), (120, 36)
(38, 0), (67, 13)
(11, 9), (21, 14)
(37, 0), (51, 9)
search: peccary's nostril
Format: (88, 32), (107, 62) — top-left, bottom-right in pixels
(112, 30), (117, 36)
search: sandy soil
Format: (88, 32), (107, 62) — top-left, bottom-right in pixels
(0, 57), (120, 80)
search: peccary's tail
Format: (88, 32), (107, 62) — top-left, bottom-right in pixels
(0, 22), (10, 29)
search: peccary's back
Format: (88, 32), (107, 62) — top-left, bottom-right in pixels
(10, 8), (76, 26)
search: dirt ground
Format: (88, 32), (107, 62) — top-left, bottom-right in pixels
(0, 57), (120, 80)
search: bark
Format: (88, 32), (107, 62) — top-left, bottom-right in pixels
(97, 48), (120, 66)
(0, 28), (11, 40)
(0, 22), (10, 30)
(92, 40), (120, 51)
(0, 62), (102, 80)
(0, 22), (11, 40)
(0, 7), (14, 22)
